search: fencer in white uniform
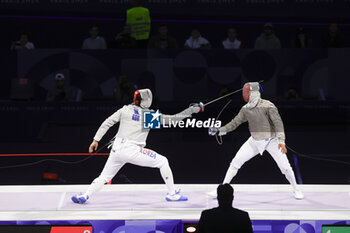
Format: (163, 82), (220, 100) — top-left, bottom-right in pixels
(208, 82), (304, 199)
(72, 89), (202, 203)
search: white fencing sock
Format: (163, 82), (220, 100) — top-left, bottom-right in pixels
(283, 168), (298, 190)
(160, 162), (175, 195)
(223, 166), (238, 184)
(85, 177), (106, 197)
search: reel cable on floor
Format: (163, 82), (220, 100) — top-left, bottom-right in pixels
(0, 139), (115, 169)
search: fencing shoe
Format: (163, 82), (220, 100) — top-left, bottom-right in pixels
(293, 189), (304, 200)
(207, 189), (217, 198)
(166, 190), (188, 201)
(71, 194), (89, 204)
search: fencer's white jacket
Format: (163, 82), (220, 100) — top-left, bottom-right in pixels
(220, 99), (286, 144)
(93, 104), (195, 147)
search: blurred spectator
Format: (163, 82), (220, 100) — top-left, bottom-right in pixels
(115, 75), (134, 102)
(148, 24), (178, 49)
(255, 23), (281, 49)
(285, 88), (301, 100)
(82, 25), (107, 50)
(323, 23), (345, 48)
(184, 28), (211, 49)
(197, 184), (253, 233)
(11, 32), (35, 50)
(222, 27), (242, 49)
(10, 78), (34, 100)
(126, 0), (151, 48)
(110, 25), (137, 49)
(46, 73), (71, 102)
(292, 27), (312, 48)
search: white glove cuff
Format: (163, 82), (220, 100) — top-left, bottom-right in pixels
(191, 106), (200, 114)
(218, 127), (227, 136)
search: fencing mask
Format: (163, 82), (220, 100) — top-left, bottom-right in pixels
(242, 82), (261, 109)
(134, 88), (153, 108)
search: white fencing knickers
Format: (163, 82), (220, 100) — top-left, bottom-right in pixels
(223, 137), (298, 190)
(85, 137), (175, 197)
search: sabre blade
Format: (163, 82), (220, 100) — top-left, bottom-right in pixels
(203, 80), (264, 107)
(204, 88), (242, 106)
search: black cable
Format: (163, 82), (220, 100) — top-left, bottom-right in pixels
(286, 145), (350, 166)
(0, 140), (113, 169)
(215, 99), (232, 145)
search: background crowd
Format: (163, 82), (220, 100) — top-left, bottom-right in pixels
(7, 0), (348, 51)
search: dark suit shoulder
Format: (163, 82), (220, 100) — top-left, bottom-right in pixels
(198, 207), (253, 233)
(204, 207), (249, 216)
(202, 207), (219, 214)
(232, 207), (249, 215)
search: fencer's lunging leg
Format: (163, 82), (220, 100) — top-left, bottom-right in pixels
(85, 153), (125, 197)
(223, 137), (259, 184)
(71, 147), (125, 204)
(126, 148), (177, 196)
(159, 158), (175, 195)
(85, 176), (110, 197)
(223, 164), (238, 184)
(156, 156), (187, 201)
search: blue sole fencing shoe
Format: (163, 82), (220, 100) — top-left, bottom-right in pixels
(71, 194), (89, 204)
(166, 189), (188, 202)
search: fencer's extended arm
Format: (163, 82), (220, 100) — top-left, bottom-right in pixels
(161, 106), (200, 126)
(268, 104), (286, 144)
(93, 107), (122, 142)
(219, 107), (247, 134)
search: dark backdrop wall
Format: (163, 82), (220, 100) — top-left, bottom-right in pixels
(1, 48), (349, 101)
(2, 1), (350, 21)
